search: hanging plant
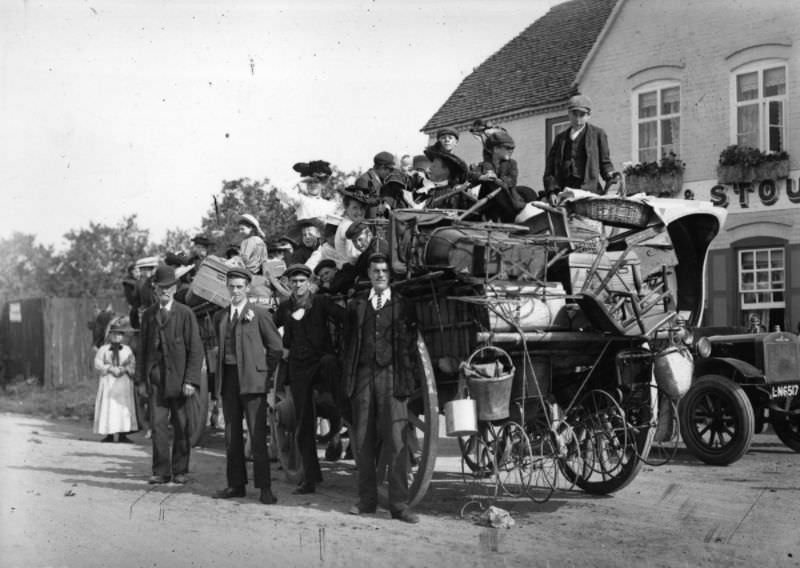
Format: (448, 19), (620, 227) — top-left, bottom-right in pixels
(623, 152), (685, 197)
(717, 145), (790, 183)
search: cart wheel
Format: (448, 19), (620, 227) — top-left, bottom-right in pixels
(622, 383), (679, 467)
(560, 388), (650, 495)
(268, 388), (303, 484)
(678, 374), (754, 465)
(377, 331), (439, 509)
(772, 394), (800, 452)
(519, 398), (558, 502)
(493, 421), (532, 498)
(460, 429), (496, 500)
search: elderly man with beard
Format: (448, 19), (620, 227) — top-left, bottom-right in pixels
(274, 264), (344, 494)
(137, 264), (203, 485)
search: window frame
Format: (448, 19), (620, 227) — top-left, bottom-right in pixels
(630, 80), (681, 164)
(737, 246), (785, 310)
(729, 59), (788, 153)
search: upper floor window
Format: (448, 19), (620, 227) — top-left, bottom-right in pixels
(733, 61), (787, 152)
(634, 82), (680, 164)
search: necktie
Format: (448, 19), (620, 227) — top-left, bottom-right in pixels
(159, 307), (168, 322)
(230, 308), (239, 322)
(376, 293), (383, 311)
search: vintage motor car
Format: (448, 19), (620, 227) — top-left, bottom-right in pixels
(679, 327), (800, 465)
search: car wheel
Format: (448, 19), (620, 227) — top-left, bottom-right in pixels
(771, 395), (800, 452)
(678, 374), (754, 465)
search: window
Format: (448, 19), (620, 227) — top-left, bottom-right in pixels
(733, 61), (787, 152)
(634, 82), (680, 163)
(738, 247), (785, 309)
(545, 116), (570, 152)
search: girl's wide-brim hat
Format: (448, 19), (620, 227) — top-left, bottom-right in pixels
(237, 213), (266, 238)
(107, 316), (135, 335)
(423, 146), (468, 181)
(336, 185), (379, 206)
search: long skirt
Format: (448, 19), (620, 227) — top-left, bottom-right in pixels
(93, 373), (139, 435)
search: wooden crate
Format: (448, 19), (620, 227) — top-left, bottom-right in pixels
(189, 257), (231, 308)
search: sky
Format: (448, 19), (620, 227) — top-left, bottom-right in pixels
(1, 0), (561, 249)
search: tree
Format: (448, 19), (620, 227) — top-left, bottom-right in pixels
(158, 227), (195, 258)
(0, 233), (56, 302)
(50, 215), (152, 297)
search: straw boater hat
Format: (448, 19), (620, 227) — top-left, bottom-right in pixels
(423, 145), (468, 184)
(237, 213), (266, 239)
(135, 256), (159, 270)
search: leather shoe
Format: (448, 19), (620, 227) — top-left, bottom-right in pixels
(348, 503), (376, 515)
(292, 483), (315, 495)
(213, 486), (245, 499)
(171, 474), (188, 485)
(391, 509), (419, 524)
(259, 488), (278, 505)
(148, 475), (170, 485)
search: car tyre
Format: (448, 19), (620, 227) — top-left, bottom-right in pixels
(678, 374), (754, 466)
(771, 395), (800, 452)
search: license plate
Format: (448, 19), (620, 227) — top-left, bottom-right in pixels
(770, 384), (799, 399)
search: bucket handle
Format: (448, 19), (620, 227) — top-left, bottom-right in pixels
(461, 345), (515, 374)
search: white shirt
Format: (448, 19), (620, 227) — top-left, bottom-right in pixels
(229, 300), (247, 321)
(570, 125), (586, 140)
(368, 287), (392, 311)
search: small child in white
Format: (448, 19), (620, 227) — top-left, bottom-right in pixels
(93, 319), (138, 443)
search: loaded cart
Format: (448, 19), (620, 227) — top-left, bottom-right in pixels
(376, 193), (726, 506)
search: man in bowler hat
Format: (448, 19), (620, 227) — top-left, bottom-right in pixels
(342, 253), (420, 523)
(543, 94), (620, 203)
(137, 264), (203, 484)
(213, 267), (283, 504)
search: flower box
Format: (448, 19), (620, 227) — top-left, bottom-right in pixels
(717, 159), (790, 184)
(624, 172), (683, 197)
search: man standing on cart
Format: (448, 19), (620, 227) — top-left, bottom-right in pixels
(342, 253), (420, 523)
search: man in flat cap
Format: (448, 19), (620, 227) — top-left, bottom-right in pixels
(433, 127), (459, 154)
(466, 129), (527, 222)
(274, 264), (344, 494)
(423, 145), (473, 210)
(355, 151), (396, 217)
(213, 267), (283, 504)
(543, 94), (620, 203)
(137, 264), (204, 484)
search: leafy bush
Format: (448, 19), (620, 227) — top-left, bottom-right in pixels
(624, 152), (685, 177)
(718, 145), (789, 167)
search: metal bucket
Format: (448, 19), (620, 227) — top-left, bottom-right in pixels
(463, 346), (515, 421)
(444, 398), (478, 437)
(654, 346), (693, 399)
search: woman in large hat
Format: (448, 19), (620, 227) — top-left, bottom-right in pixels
(422, 145), (471, 210)
(334, 186), (377, 265)
(276, 160), (342, 224)
(237, 213), (268, 275)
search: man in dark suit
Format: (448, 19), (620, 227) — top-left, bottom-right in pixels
(342, 253), (420, 523)
(543, 94), (620, 203)
(274, 264), (344, 494)
(213, 268), (283, 504)
(137, 264), (203, 484)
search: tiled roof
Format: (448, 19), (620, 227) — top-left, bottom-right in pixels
(422, 0), (618, 132)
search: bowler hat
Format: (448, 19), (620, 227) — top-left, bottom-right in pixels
(345, 221), (370, 240)
(226, 267), (252, 283)
(373, 151), (395, 167)
(567, 94), (592, 113)
(313, 259), (337, 275)
(237, 213), (266, 238)
(423, 146), (468, 183)
(436, 127), (459, 141)
(152, 264), (179, 287)
(284, 264), (312, 279)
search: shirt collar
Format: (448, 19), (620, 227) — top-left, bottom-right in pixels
(570, 124), (586, 139)
(368, 288), (391, 301)
(230, 299), (248, 313)
(160, 299), (174, 311)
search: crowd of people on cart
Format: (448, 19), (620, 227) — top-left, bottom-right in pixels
(92, 93), (624, 524)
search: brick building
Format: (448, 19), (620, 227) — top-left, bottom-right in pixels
(423, 0), (800, 331)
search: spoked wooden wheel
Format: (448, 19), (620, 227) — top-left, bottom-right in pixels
(622, 383), (679, 466)
(459, 429), (496, 499)
(377, 332), (439, 509)
(493, 421), (533, 498)
(560, 388), (650, 495)
(519, 398), (558, 502)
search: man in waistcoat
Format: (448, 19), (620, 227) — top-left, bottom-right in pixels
(542, 94), (620, 204)
(341, 253), (420, 523)
(212, 267), (283, 504)
(274, 264), (344, 494)
(137, 264), (203, 484)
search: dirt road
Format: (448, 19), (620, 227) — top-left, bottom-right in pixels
(0, 412), (798, 567)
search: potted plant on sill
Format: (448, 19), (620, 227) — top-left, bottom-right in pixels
(623, 152), (685, 197)
(717, 145), (790, 184)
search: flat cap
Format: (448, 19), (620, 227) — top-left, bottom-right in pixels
(373, 151), (395, 167)
(436, 127), (459, 140)
(284, 263), (312, 278)
(226, 267), (252, 282)
(313, 259), (337, 275)
(567, 94), (592, 113)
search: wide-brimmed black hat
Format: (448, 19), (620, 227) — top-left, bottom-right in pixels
(337, 185), (379, 206)
(152, 264), (179, 287)
(293, 160), (332, 178)
(423, 146), (468, 183)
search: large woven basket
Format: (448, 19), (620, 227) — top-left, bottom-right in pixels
(571, 198), (650, 228)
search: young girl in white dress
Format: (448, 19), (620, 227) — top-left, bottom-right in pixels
(93, 319), (138, 443)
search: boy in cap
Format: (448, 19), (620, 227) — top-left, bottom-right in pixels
(355, 151), (396, 216)
(543, 94), (620, 203)
(466, 129), (526, 222)
(432, 127), (459, 154)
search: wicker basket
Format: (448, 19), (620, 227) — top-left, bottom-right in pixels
(571, 198), (650, 228)
(462, 346), (515, 421)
